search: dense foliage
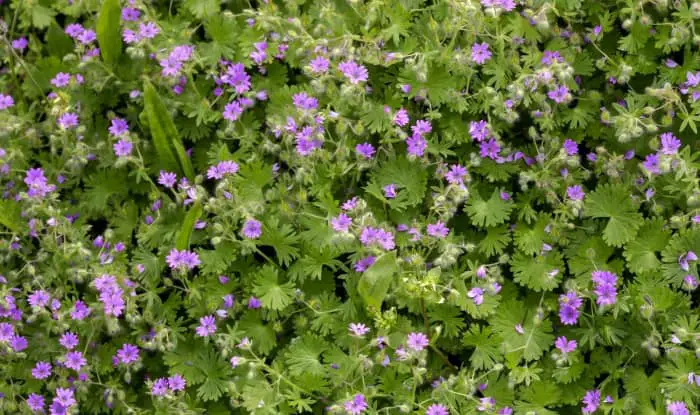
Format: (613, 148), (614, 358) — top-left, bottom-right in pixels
(1, 0), (700, 414)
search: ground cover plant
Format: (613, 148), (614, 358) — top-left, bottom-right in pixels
(0, 0), (699, 413)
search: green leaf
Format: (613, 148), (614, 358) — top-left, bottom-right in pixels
(478, 226), (511, 256)
(96, 0), (122, 66)
(143, 81), (194, 179)
(514, 214), (550, 255)
(46, 23), (74, 57)
(32, 5), (56, 29)
(465, 189), (513, 228)
(492, 299), (554, 362)
(284, 335), (329, 377)
(510, 251), (564, 291)
(175, 202), (203, 250)
(197, 377), (227, 402)
(462, 325), (503, 370)
(584, 184), (642, 247)
(185, 0), (220, 18)
(0, 200), (22, 233)
(366, 157), (427, 210)
(357, 252), (398, 310)
(252, 266), (296, 311)
(623, 218), (670, 274)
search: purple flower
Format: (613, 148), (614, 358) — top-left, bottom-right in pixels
(393, 108), (409, 126)
(642, 153), (660, 174)
(12, 37), (28, 51)
(354, 256), (376, 272)
(469, 120), (490, 142)
(51, 73), (71, 88)
(116, 344), (140, 364)
(77, 29), (96, 44)
(660, 132), (681, 155)
(27, 393), (45, 413)
(151, 378), (169, 396)
(196, 315), (217, 337)
(567, 185), (585, 201)
(477, 397), (496, 411)
(667, 401), (689, 415)
(331, 214), (352, 232)
(57, 112), (79, 129)
(55, 387), (75, 408)
(407, 133), (428, 157)
(412, 120), (432, 136)
(383, 184), (397, 199)
(109, 118), (129, 137)
(471, 42), (492, 64)
(427, 221), (449, 238)
(168, 374), (186, 391)
(24, 167), (56, 199)
(686, 71), (700, 88)
(582, 389), (601, 414)
(242, 219), (262, 239)
(355, 143), (375, 159)
(65, 24), (84, 38)
(138, 22), (160, 39)
(592, 270), (618, 306)
(113, 139), (133, 157)
(70, 300), (91, 320)
(559, 304), (580, 325)
(426, 404), (449, 415)
(445, 164), (467, 185)
(10, 335), (28, 351)
(248, 296), (262, 309)
(498, 408), (514, 415)
(344, 394), (368, 415)
(28, 290), (50, 308)
(309, 56), (329, 74)
(122, 7), (141, 21)
(0, 323), (14, 342)
(338, 61), (369, 84)
(32, 361), (52, 379)
(563, 139), (578, 155)
(541, 50), (564, 66)
(359, 227), (395, 250)
(64, 351), (87, 371)
(548, 85), (570, 103)
(59, 332), (79, 350)
(292, 92), (318, 111)
(678, 251), (697, 271)
(349, 323), (370, 337)
(223, 63), (251, 94)
(0, 94), (14, 110)
(479, 139), (501, 159)
(166, 249), (201, 270)
(123, 29), (140, 44)
(555, 336), (577, 353)
(207, 160), (239, 180)
(684, 275), (698, 290)
(468, 287), (484, 305)
(407, 332), (429, 351)
(342, 197), (358, 211)
(158, 171), (177, 188)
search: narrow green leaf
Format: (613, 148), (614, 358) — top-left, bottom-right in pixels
(143, 81), (184, 176)
(175, 202), (203, 250)
(357, 252), (398, 310)
(96, 0), (122, 66)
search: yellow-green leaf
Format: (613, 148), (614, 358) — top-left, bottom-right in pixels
(96, 0), (122, 66)
(175, 202), (203, 250)
(143, 81), (192, 178)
